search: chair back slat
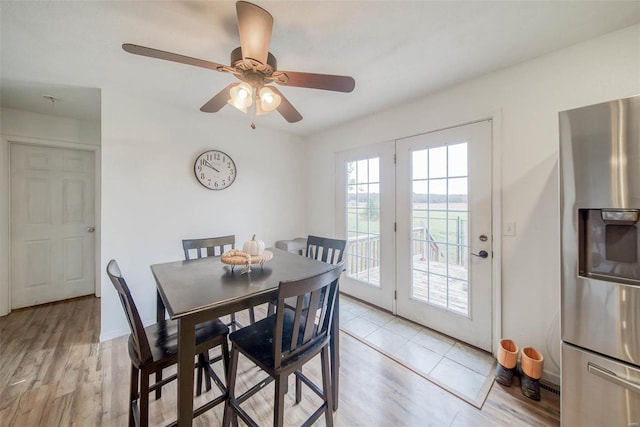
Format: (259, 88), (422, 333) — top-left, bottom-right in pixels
(289, 296), (305, 352)
(306, 235), (346, 265)
(183, 235), (235, 260)
(274, 261), (343, 369)
(302, 289), (322, 342)
(106, 260), (153, 364)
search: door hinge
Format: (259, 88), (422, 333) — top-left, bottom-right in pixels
(393, 154), (396, 164)
(394, 222), (397, 232)
(394, 290), (397, 300)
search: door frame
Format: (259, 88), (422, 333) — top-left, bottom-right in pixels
(0, 135), (102, 316)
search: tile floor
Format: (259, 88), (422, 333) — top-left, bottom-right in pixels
(339, 294), (496, 407)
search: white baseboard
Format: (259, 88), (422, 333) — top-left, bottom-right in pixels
(100, 326), (130, 342)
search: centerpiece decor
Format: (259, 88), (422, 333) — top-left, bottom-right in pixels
(222, 236), (271, 273)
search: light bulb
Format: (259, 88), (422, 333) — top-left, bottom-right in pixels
(227, 82), (254, 113)
(262, 92), (274, 104)
(257, 86), (281, 115)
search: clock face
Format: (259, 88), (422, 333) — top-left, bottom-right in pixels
(194, 150), (236, 190)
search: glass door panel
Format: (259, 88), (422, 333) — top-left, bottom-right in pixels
(410, 142), (470, 315)
(336, 142), (395, 311)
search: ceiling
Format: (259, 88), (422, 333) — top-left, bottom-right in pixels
(1, 1), (639, 136)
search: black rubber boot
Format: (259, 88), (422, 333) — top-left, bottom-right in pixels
(520, 369), (541, 401)
(519, 346), (543, 401)
(495, 363), (518, 386)
(495, 339), (519, 387)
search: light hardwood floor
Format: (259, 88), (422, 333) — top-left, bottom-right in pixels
(0, 296), (560, 426)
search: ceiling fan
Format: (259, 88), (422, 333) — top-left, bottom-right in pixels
(122, 1), (355, 127)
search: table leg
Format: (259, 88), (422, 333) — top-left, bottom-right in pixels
(156, 291), (167, 399)
(331, 294), (339, 411)
(177, 317), (196, 427)
(157, 291), (166, 322)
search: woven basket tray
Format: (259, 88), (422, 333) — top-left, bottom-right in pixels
(221, 250), (273, 266)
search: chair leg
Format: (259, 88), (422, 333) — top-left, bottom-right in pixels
(321, 346), (334, 427)
(221, 338), (230, 377)
(140, 369), (150, 427)
(249, 307), (256, 324)
(230, 313), (237, 332)
(223, 346), (240, 427)
(196, 353), (205, 396)
(295, 369), (302, 403)
(155, 368), (162, 400)
(203, 351), (212, 392)
(274, 374), (287, 427)
(129, 365), (139, 427)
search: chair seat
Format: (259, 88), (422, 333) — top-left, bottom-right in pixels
(229, 310), (315, 373)
(129, 317), (229, 366)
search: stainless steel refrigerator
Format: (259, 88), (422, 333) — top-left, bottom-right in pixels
(560, 95), (640, 426)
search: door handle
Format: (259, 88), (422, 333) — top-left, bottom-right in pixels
(471, 250), (489, 259)
(588, 362), (640, 394)
(87, 227), (95, 233)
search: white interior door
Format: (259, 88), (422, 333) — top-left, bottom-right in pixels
(11, 144), (96, 309)
(335, 142), (395, 310)
(396, 121), (492, 351)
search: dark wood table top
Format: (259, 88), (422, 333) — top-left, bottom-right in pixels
(150, 247), (335, 319)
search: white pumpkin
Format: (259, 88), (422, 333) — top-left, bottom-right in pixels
(243, 235), (265, 256)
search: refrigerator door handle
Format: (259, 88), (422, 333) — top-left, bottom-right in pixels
(588, 362), (640, 394)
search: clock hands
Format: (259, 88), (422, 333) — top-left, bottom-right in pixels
(202, 159), (220, 173)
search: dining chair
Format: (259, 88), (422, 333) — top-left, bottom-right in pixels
(182, 235), (256, 330)
(268, 235), (347, 314)
(305, 235), (347, 265)
(268, 235), (347, 402)
(223, 261), (344, 427)
(107, 259), (230, 427)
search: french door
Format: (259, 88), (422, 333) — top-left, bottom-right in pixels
(335, 141), (395, 310)
(335, 121), (492, 351)
(396, 121), (492, 351)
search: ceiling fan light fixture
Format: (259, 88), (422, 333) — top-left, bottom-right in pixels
(257, 86), (281, 115)
(123, 1), (355, 125)
(227, 82), (254, 113)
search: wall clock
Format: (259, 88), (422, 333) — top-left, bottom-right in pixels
(194, 150), (236, 190)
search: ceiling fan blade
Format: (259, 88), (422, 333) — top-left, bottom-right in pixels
(200, 84), (236, 113)
(236, 1), (273, 65)
(275, 71), (355, 93)
(122, 43), (226, 72)
(269, 87), (302, 123)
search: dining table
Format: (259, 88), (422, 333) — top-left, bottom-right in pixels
(150, 247), (341, 427)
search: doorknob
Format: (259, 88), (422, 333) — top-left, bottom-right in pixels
(471, 250), (489, 259)
(87, 227), (95, 233)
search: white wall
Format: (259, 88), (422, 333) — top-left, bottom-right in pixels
(304, 24), (640, 383)
(0, 108), (101, 316)
(100, 90), (306, 340)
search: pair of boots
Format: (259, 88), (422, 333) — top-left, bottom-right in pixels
(495, 339), (544, 401)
